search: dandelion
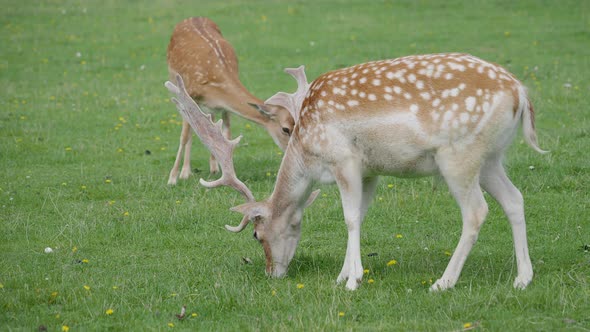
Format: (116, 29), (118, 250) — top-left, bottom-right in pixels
(338, 312), (345, 317)
(395, 234), (403, 239)
(266, 172), (271, 177)
(116, 148), (124, 153)
(191, 312), (198, 317)
(81, 185), (87, 190)
(82, 259), (89, 263)
(296, 283), (304, 289)
(65, 147), (72, 151)
(83, 285), (90, 291)
(245, 124), (251, 129)
(51, 291), (58, 297)
(387, 259), (397, 266)
(271, 290), (277, 296)
(0, 283), (3, 288)
(62, 325), (69, 332)
(504, 31), (511, 37)
(106, 308), (114, 315)
(463, 322), (472, 329)
(154, 136), (161, 141)
(112, 286), (118, 290)
(61, 182), (67, 186)
(168, 322), (175, 328)
(387, 183), (394, 188)
(175, 200), (181, 205)
(108, 200), (115, 205)
(368, 279), (375, 284)
(378, 197), (383, 201)
(322, 193), (327, 198)
(444, 251), (452, 256)
(363, 269), (369, 274)
(123, 211), (129, 217)
(105, 179), (112, 184)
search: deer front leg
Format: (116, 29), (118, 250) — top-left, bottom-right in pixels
(333, 161), (365, 290)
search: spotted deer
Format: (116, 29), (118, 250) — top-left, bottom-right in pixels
(166, 17), (296, 185)
(166, 52), (546, 291)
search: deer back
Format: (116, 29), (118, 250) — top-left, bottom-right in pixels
(167, 17), (241, 99)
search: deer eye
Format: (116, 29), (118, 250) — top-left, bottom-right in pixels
(282, 127), (291, 135)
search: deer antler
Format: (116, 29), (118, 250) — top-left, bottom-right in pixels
(264, 65), (310, 122)
(165, 74), (254, 232)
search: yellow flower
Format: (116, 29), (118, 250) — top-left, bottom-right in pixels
(62, 325), (69, 332)
(81, 185), (87, 190)
(444, 251), (452, 256)
(338, 312), (345, 317)
(245, 124), (251, 129)
(266, 172), (271, 177)
(61, 182), (67, 186)
(368, 279), (375, 284)
(65, 147), (72, 151)
(191, 313), (198, 317)
(82, 259), (89, 263)
(105, 179), (112, 184)
(112, 286), (118, 290)
(387, 259), (397, 266)
(0, 283), (3, 288)
(296, 283), (304, 289)
(72, 246), (78, 253)
(83, 285), (91, 290)
(51, 291), (58, 297)
(106, 308), (114, 315)
(363, 269), (369, 274)
(123, 211), (129, 217)
(387, 184), (394, 188)
(396, 234), (403, 239)
(168, 322), (174, 328)
(463, 322), (472, 329)
(175, 200), (181, 205)
(116, 148), (124, 153)
(271, 290), (277, 296)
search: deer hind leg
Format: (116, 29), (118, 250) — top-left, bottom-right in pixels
(334, 161), (371, 290)
(168, 120), (193, 185)
(431, 149), (488, 291)
(480, 156), (533, 289)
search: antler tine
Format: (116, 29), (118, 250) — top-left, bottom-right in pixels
(284, 65), (309, 96)
(165, 74), (255, 204)
(265, 65), (310, 123)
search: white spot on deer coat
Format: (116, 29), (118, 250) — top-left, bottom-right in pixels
(465, 96), (476, 111)
(347, 100), (359, 107)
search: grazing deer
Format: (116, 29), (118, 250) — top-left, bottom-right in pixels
(166, 53), (546, 291)
(166, 17), (296, 185)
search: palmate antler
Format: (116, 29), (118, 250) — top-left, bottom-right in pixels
(165, 74), (254, 232)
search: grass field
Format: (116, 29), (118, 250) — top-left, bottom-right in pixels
(1, 0), (589, 330)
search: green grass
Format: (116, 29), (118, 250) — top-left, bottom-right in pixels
(1, 0), (589, 330)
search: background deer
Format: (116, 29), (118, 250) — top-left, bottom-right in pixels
(166, 17), (295, 185)
(166, 52), (546, 291)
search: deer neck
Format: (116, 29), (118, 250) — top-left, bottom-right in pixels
(215, 80), (270, 125)
(269, 139), (313, 216)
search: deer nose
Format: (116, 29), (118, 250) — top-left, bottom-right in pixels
(253, 231), (258, 240)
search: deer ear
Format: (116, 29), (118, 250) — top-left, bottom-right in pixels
(265, 92), (296, 120)
(249, 103), (275, 119)
(304, 189), (321, 208)
(230, 202), (269, 221)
